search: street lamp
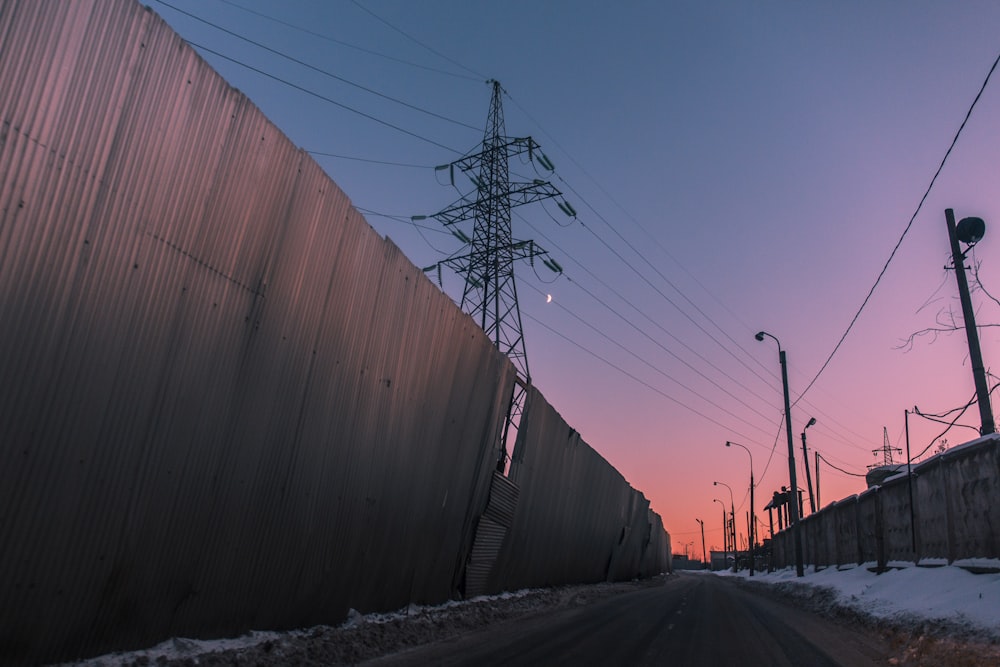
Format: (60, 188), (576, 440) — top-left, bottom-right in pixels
(713, 480), (736, 573)
(726, 441), (755, 576)
(801, 417), (817, 514)
(755, 330), (805, 577)
(945, 209), (995, 435)
(713, 498), (728, 570)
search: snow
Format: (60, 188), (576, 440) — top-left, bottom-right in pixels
(716, 560), (1000, 640)
(58, 565), (1000, 665)
(55, 584), (632, 666)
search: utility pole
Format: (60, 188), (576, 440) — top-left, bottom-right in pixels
(421, 80), (566, 471)
(814, 451), (820, 510)
(714, 499), (727, 571)
(756, 331), (804, 577)
(801, 418), (817, 514)
(945, 208), (995, 435)
(905, 408), (917, 558)
(696, 518), (707, 569)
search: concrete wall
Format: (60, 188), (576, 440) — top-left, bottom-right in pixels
(0, 1), (669, 663)
(770, 435), (1000, 570)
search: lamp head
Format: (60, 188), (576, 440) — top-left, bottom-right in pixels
(957, 216), (986, 245)
(754, 332), (765, 342)
(725, 441), (732, 447)
(806, 417), (817, 428)
(713, 481), (718, 486)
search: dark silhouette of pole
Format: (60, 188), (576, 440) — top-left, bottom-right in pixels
(815, 451), (821, 510)
(696, 518), (707, 569)
(714, 498), (727, 571)
(714, 481), (736, 573)
(801, 418), (817, 514)
(756, 331), (804, 577)
(726, 441), (755, 576)
(905, 408), (917, 558)
(945, 208), (995, 435)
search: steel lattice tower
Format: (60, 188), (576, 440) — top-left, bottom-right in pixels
(423, 80), (563, 470)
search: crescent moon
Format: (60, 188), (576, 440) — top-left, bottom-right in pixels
(546, 294), (552, 303)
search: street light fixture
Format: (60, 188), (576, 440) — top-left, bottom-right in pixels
(755, 330), (805, 577)
(726, 441), (755, 576)
(713, 480), (736, 573)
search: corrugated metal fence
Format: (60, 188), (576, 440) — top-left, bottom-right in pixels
(770, 435), (1000, 571)
(0, 1), (669, 663)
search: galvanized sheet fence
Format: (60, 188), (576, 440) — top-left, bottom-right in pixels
(0, 1), (669, 663)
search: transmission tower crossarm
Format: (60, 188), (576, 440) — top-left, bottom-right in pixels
(449, 136), (544, 173)
(431, 180), (561, 227)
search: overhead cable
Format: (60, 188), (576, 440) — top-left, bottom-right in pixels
(155, 0), (481, 132)
(217, 0), (482, 81)
(792, 49), (1000, 407)
(348, 0), (488, 82)
(182, 40), (462, 154)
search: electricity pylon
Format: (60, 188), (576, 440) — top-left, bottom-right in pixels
(419, 79), (568, 471)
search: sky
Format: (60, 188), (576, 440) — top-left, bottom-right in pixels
(152, 0), (1000, 552)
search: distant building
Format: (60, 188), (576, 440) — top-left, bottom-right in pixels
(708, 550), (732, 571)
(671, 554), (704, 571)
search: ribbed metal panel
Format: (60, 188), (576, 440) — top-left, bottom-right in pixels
(462, 470), (520, 596)
(465, 516), (509, 598)
(0, 1), (515, 663)
(483, 469), (519, 527)
(494, 386), (669, 592)
(0, 0), (669, 663)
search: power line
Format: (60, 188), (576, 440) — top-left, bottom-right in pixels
(520, 279), (776, 437)
(348, 0), (487, 82)
(555, 175), (780, 393)
(816, 452), (867, 478)
(169, 0), (851, 454)
(182, 40), (463, 154)
(505, 88), (785, 390)
(217, 0), (482, 82)
(792, 48), (1000, 407)
(154, 0), (482, 132)
(522, 311), (762, 442)
(308, 151), (429, 168)
(511, 214), (783, 424)
(553, 172), (876, 452)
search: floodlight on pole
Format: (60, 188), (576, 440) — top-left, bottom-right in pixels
(945, 209), (995, 435)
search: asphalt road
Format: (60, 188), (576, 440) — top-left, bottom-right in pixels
(364, 572), (893, 666)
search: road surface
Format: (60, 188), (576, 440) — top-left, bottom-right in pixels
(364, 572), (892, 666)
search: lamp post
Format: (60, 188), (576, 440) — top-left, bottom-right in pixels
(713, 498), (727, 571)
(725, 441), (755, 576)
(801, 417), (817, 514)
(755, 330), (805, 577)
(714, 480), (736, 573)
(945, 209), (995, 435)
